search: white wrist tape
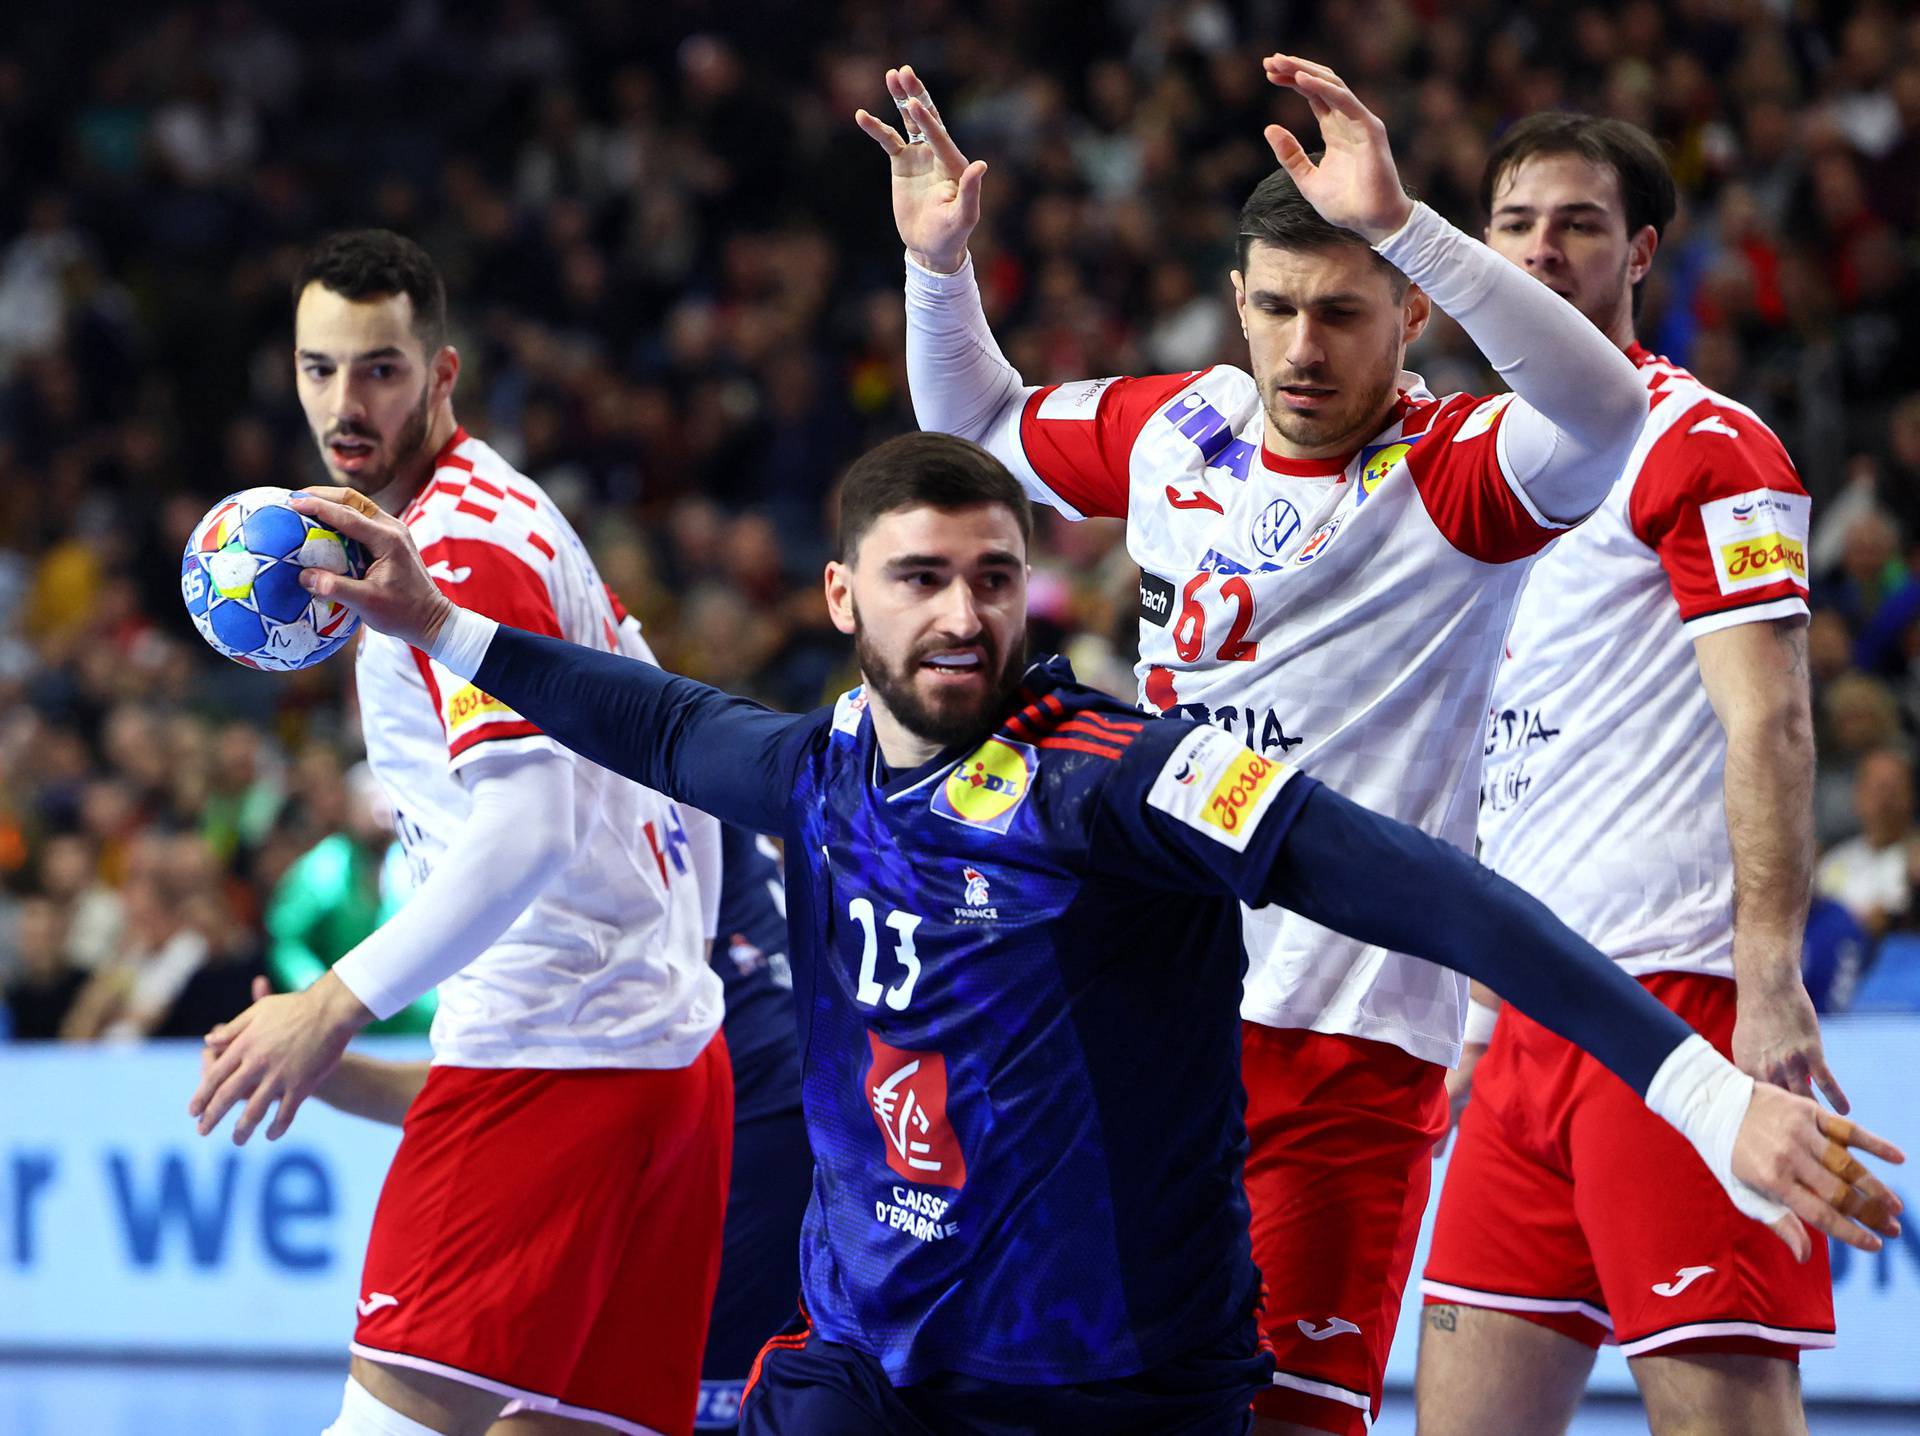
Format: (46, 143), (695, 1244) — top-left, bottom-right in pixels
(427, 606), (499, 680)
(1462, 998), (1500, 1048)
(1643, 1035), (1791, 1225)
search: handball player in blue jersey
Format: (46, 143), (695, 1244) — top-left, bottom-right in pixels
(290, 434), (1901, 1436)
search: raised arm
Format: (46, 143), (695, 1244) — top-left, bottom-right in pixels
(858, 68), (1043, 491)
(1262, 53), (1645, 522)
(290, 489), (814, 836)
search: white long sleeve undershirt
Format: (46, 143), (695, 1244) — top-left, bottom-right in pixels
(906, 201), (1647, 524)
(331, 746), (577, 1021)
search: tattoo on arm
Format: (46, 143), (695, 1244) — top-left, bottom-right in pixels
(1774, 621), (1808, 682)
(1425, 1304), (1459, 1333)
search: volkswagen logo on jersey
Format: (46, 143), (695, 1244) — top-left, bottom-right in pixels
(931, 736), (1036, 834)
(1292, 517), (1345, 566)
(1355, 441), (1411, 504)
(1251, 497), (1303, 559)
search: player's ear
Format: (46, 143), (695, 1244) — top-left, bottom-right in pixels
(1401, 283), (1431, 348)
(824, 560), (858, 636)
(431, 345), (459, 405)
(1627, 225), (1658, 289)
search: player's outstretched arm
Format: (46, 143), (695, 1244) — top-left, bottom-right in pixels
(1261, 783), (1902, 1259)
(1262, 53), (1644, 522)
(292, 490), (809, 836)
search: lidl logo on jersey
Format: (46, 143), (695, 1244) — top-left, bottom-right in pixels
(1354, 441), (1411, 504)
(866, 1032), (968, 1194)
(444, 682), (515, 736)
(932, 736), (1036, 834)
(1146, 725), (1295, 852)
(1699, 489), (1811, 597)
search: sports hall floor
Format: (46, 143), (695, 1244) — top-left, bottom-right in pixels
(3, 1359), (1917, 1435)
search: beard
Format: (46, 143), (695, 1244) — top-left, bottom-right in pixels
(855, 617), (1028, 753)
(318, 382), (434, 496)
(1260, 334), (1405, 456)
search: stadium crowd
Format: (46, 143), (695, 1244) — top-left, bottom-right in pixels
(4, 0), (1920, 1038)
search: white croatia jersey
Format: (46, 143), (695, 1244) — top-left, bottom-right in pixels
(356, 428), (723, 1068)
(1014, 365), (1571, 1066)
(1478, 347), (1811, 977)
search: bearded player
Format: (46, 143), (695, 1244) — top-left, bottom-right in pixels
(862, 55), (1651, 1434)
(1415, 114), (1838, 1436)
(189, 230), (731, 1436)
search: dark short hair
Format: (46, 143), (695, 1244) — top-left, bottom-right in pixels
(1236, 166), (1413, 296)
(293, 229), (449, 350)
(837, 433), (1032, 562)
(1479, 113), (1677, 243)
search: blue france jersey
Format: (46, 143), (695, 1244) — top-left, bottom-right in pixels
(778, 658), (1315, 1385)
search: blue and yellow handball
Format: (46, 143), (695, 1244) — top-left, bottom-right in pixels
(181, 487), (367, 671)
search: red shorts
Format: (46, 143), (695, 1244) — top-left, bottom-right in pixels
(1423, 972), (1833, 1361)
(351, 1036), (734, 1436)
(1242, 1024), (1449, 1435)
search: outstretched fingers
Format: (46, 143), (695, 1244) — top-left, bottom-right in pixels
(855, 108), (908, 157)
(1263, 124), (1314, 182)
(904, 97), (971, 177)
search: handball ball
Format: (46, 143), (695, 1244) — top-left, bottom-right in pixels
(181, 487), (366, 670)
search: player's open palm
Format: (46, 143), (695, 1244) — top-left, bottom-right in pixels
(1259, 54), (1412, 244)
(855, 65), (987, 276)
(291, 487), (455, 652)
(1733, 1086), (1903, 1262)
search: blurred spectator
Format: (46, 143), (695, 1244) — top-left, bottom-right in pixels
(1816, 748), (1916, 940)
(3, 896), (87, 1038)
(2, 1), (1919, 1032)
(264, 763), (434, 1034)
(1814, 672), (1905, 848)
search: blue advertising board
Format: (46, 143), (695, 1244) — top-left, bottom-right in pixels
(2, 1022), (1917, 1404)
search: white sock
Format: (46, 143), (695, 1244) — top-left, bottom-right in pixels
(322, 1374), (450, 1436)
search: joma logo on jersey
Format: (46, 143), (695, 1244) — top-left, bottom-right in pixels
(1203, 751), (1281, 835)
(932, 736), (1036, 834)
(445, 683), (512, 733)
(1720, 537), (1805, 581)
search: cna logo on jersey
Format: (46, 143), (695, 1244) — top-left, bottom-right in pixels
(1699, 488), (1811, 597)
(866, 1032), (967, 1241)
(931, 736), (1036, 835)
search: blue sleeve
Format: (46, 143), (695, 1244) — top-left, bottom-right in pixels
(1264, 784), (1695, 1095)
(472, 625), (819, 835)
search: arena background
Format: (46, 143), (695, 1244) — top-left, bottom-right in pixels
(2, 2), (1918, 1431)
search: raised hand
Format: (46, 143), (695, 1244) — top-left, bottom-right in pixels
(1260, 53), (1414, 244)
(1733, 1089), (1902, 1261)
(290, 487), (455, 652)
(855, 65), (988, 275)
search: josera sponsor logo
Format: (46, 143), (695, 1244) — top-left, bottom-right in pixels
(1201, 750), (1281, 836)
(1720, 536), (1805, 582)
(444, 682), (512, 733)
